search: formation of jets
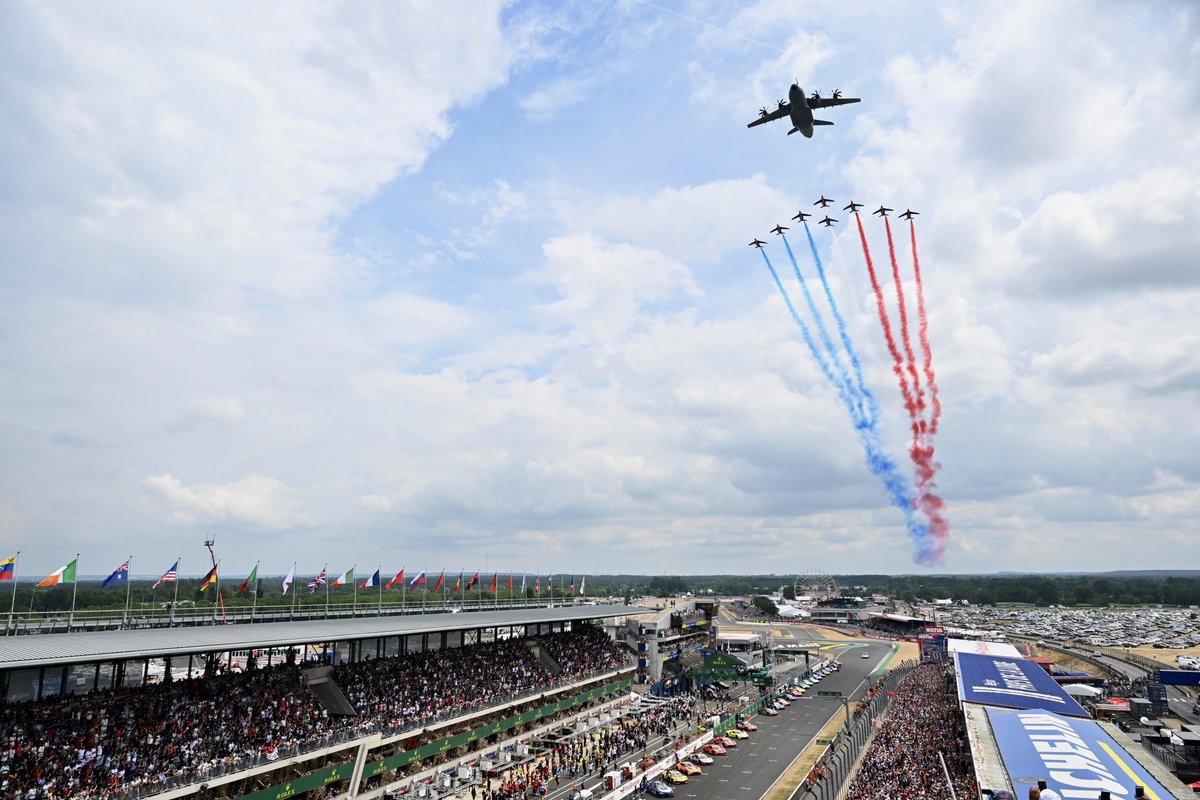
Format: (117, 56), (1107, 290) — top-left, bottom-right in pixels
(750, 200), (919, 245)
(747, 83), (861, 138)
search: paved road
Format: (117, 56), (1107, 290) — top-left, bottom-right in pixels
(1052, 644), (1199, 725)
(678, 639), (895, 800)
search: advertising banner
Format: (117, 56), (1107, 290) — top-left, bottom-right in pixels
(984, 706), (1173, 800)
(955, 652), (1089, 717)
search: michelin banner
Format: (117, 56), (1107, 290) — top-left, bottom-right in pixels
(955, 651), (1089, 717)
(985, 707), (1174, 800)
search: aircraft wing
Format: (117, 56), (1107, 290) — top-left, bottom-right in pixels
(808, 96), (860, 109)
(747, 104), (790, 128)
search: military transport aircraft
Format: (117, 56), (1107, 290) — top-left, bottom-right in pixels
(747, 83), (860, 138)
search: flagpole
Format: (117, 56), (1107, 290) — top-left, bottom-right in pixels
(7, 550), (19, 635)
(352, 563), (358, 617)
(68, 553), (80, 631)
(324, 565), (330, 620)
(124, 554), (133, 628)
(401, 570), (407, 614)
(171, 556), (180, 626)
(212, 559), (221, 623)
(290, 561), (297, 620)
(251, 561), (260, 623)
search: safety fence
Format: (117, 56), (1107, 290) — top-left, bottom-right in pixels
(787, 660), (916, 800)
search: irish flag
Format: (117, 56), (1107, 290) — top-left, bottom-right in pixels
(38, 558), (78, 587)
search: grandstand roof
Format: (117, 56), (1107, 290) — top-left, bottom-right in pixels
(0, 604), (646, 670)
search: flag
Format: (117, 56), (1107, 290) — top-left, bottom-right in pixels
(568, 576), (575, 595)
(453, 572), (462, 594)
(237, 564), (259, 594)
(466, 571), (479, 591)
(308, 567), (327, 593)
(507, 573), (513, 592)
(579, 576), (585, 596)
(101, 561), (130, 589)
(152, 560), (179, 589)
(199, 564), (218, 592)
(282, 565), (295, 594)
(0, 556), (15, 582)
(489, 574), (497, 593)
(534, 575), (540, 595)
(37, 558), (78, 587)
(410, 570), (427, 588)
(360, 569), (380, 589)
(432, 571), (444, 593)
(387, 568), (406, 590)
(332, 568), (355, 588)
(520, 574), (526, 593)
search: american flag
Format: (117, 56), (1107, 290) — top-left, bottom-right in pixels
(308, 567), (327, 593)
(151, 560), (178, 589)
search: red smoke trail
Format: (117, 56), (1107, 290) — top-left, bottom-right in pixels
(854, 213), (919, 443)
(908, 219), (948, 557)
(909, 220), (942, 437)
(884, 218), (926, 427)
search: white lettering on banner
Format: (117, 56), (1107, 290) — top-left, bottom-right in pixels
(995, 661), (1037, 693)
(1017, 712), (1128, 800)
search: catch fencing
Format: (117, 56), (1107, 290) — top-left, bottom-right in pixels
(788, 660), (916, 800)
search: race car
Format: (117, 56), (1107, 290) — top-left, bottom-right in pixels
(760, 706), (779, 716)
(716, 735), (738, 748)
(726, 729), (749, 740)
(703, 743), (727, 756)
(690, 752), (714, 765)
(664, 770), (689, 785)
(676, 762), (702, 776)
(737, 721), (758, 732)
(645, 780), (675, 798)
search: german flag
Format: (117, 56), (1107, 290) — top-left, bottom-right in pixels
(199, 564), (218, 592)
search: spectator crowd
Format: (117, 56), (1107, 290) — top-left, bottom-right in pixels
(844, 663), (976, 800)
(0, 627), (631, 799)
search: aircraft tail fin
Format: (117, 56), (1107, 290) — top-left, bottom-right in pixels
(812, 119), (834, 126)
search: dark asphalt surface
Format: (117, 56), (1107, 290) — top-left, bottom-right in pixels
(677, 639), (895, 800)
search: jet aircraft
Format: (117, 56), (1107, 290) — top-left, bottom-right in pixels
(814, 196), (834, 208)
(899, 209), (919, 220)
(872, 206), (893, 217)
(746, 83), (860, 138)
(819, 216), (837, 227)
(770, 225), (789, 235)
(791, 210), (811, 222)
(843, 201), (863, 212)
(749, 239), (767, 248)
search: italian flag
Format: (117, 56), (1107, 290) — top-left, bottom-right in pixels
(37, 558), (78, 587)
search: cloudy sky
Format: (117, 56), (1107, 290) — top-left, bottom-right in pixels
(2, 0), (1198, 580)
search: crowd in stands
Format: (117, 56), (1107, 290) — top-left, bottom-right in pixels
(0, 627), (631, 799)
(486, 694), (699, 800)
(844, 663), (976, 800)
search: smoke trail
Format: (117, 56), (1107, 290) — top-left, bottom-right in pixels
(760, 246), (934, 561)
(909, 220), (942, 437)
(803, 222), (879, 428)
(779, 233), (862, 422)
(883, 218), (926, 425)
(852, 213), (920, 439)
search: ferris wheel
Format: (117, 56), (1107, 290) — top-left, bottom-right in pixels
(794, 570), (839, 600)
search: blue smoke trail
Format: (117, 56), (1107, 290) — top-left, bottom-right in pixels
(802, 222), (881, 428)
(779, 233), (864, 424)
(760, 246), (930, 556)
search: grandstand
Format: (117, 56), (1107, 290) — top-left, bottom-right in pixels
(0, 604), (643, 799)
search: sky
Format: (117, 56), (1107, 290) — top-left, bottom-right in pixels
(2, 0), (1198, 580)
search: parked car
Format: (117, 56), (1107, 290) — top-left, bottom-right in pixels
(646, 781), (674, 798)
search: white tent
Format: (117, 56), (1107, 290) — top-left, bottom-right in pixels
(1061, 684), (1102, 697)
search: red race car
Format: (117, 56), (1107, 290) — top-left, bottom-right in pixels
(737, 721), (759, 732)
(703, 743), (727, 756)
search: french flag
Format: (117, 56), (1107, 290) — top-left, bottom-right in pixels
(359, 569), (381, 589)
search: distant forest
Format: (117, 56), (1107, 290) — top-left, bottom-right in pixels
(11, 571), (1200, 613)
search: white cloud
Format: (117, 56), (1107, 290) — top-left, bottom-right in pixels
(143, 473), (310, 528)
